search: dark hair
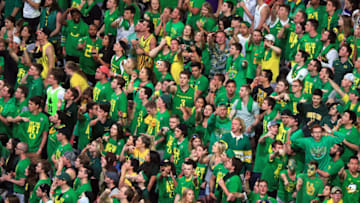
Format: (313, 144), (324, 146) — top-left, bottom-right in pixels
(264, 97), (276, 109)
(5, 194), (20, 203)
(145, 100), (156, 109)
(309, 160), (319, 169)
(349, 155), (359, 163)
(3, 83), (14, 97)
(272, 140), (284, 148)
(32, 63), (44, 74)
(262, 69), (273, 82)
(311, 59), (322, 72)
(224, 1), (234, 11)
(225, 79), (236, 87)
(125, 5), (136, 14)
(231, 43), (242, 52)
(29, 96), (43, 107)
(111, 123), (125, 140)
(49, 68), (65, 84)
(17, 85), (29, 98)
(218, 16), (231, 30)
(5, 16), (16, 25)
(68, 87), (79, 100)
(113, 76), (126, 89)
(312, 89), (323, 98)
(190, 62), (202, 70)
(99, 103), (110, 113)
(232, 157), (243, 174)
(83, 165), (93, 178)
(144, 19), (154, 33)
(279, 4), (290, 13)
(344, 110), (357, 124)
(141, 86), (153, 99)
(214, 73), (225, 83)
(334, 143), (345, 156)
(327, 30), (337, 44)
(298, 49), (309, 61)
(328, 0), (341, 10)
(321, 67), (334, 80)
(180, 70), (192, 79)
(39, 184), (51, 198)
(129, 158), (140, 172)
(39, 159), (52, 174)
(140, 136), (151, 148)
(307, 19), (319, 30)
(340, 44), (352, 56)
(184, 159), (197, 169)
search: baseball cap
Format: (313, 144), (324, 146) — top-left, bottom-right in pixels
(264, 34), (275, 42)
(331, 186), (342, 194)
(98, 65), (110, 78)
(63, 151), (76, 166)
(56, 171), (71, 182)
(160, 159), (171, 167)
(267, 120), (279, 129)
(105, 171), (120, 184)
(343, 73), (355, 83)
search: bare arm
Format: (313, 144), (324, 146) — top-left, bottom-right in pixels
(38, 131), (48, 155)
(50, 12), (62, 38)
(255, 6), (270, 30)
(25, 0), (40, 10)
(328, 78), (345, 98)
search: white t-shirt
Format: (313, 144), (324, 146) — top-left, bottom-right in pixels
(23, 0), (41, 19)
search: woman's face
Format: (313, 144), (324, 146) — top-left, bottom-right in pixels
(6, 139), (13, 150)
(5, 19), (13, 29)
(21, 26), (30, 38)
(185, 190), (195, 202)
(103, 35), (109, 46)
(338, 17), (344, 26)
(192, 138), (202, 149)
(45, 0), (53, 7)
(151, 0), (160, 10)
(204, 105), (214, 117)
(126, 136), (134, 146)
(110, 124), (118, 137)
(183, 25), (192, 36)
(201, 6), (209, 16)
(195, 98), (205, 109)
(139, 68), (148, 81)
(194, 32), (202, 42)
(89, 141), (98, 152)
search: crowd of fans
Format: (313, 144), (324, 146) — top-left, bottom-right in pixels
(0, 0), (359, 202)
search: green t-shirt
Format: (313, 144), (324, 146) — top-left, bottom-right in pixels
(342, 169), (360, 202)
(284, 22), (300, 61)
(55, 143), (73, 160)
(129, 102), (148, 136)
(79, 36), (103, 75)
(172, 86), (195, 116)
(261, 154), (287, 192)
(111, 55), (126, 75)
(248, 192), (277, 203)
(306, 5), (326, 33)
(165, 21), (184, 39)
(327, 158), (344, 187)
(0, 97), (15, 135)
(296, 173), (324, 203)
(212, 163), (228, 199)
(339, 126), (360, 162)
(175, 175), (199, 199)
(93, 81), (113, 102)
(299, 33), (322, 59)
(164, 130), (175, 159)
(172, 137), (190, 174)
(146, 110), (170, 150)
(47, 125), (64, 161)
(109, 91), (127, 122)
(291, 129), (346, 171)
(28, 77), (44, 98)
(198, 16), (216, 32)
(29, 178), (51, 203)
(222, 174), (242, 203)
(104, 9), (120, 36)
(189, 75), (209, 98)
(74, 181), (92, 198)
(253, 133), (274, 173)
(74, 113), (92, 150)
(185, 0), (205, 28)
(245, 41), (264, 79)
(263, 110), (277, 134)
(54, 187), (78, 203)
(302, 74), (322, 97)
(277, 169), (297, 202)
(156, 173), (176, 203)
(13, 158), (30, 194)
(104, 137), (125, 155)
(226, 55), (246, 88)
(64, 20), (89, 57)
(18, 111), (49, 153)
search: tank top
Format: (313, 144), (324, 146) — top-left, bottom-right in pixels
(36, 42), (55, 78)
(254, 3), (270, 29)
(137, 34), (155, 69)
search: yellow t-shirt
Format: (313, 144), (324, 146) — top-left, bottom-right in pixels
(70, 72), (89, 93)
(132, 148), (149, 165)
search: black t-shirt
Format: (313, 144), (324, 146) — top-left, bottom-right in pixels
(82, 5), (102, 25)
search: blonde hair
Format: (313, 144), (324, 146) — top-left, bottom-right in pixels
(233, 117), (246, 134)
(180, 188), (195, 203)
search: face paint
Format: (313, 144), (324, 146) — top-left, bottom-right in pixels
(288, 159), (296, 171)
(307, 164), (316, 177)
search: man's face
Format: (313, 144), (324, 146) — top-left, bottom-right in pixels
(330, 144), (339, 156)
(218, 106), (228, 118)
(169, 118), (179, 129)
(311, 127), (322, 141)
(252, 31), (262, 43)
(170, 40), (179, 52)
(124, 10), (132, 20)
(321, 31), (329, 42)
(261, 100), (269, 110)
(269, 125), (279, 134)
(231, 119), (241, 133)
(278, 7), (288, 19)
(216, 32), (226, 45)
(179, 74), (189, 86)
(226, 83), (236, 96)
(0, 86), (9, 98)
(326, 1), (335, 12)
(288, 159), (296, 171)
(341, 112), (351, 125)
(28, 101), (38, 112)
(95, 68), (104, 80)
(64, 89), (73, 101)
(339, 46), (348, 57)
(312, 95), (322, 107)
(88, 25), (97, 38)
(348, 158), (359, 173)
(171, 8), (179, 19)
(294, 51), (303, 63)
(72, 12), (81, 23)
(239, 87), (248, 98)
(258, 182), (268, 195)
(305, 21), (312, 33)
(307, 164), (316, 177)
(191, 67), (201, 78)
(78, 167), (87, 179)
(183, 164), (193, 178)
(293, 11), (304, 24)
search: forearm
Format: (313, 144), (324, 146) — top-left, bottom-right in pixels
(11, 7), (20, 17)
(39, 133), (48, 151)
(9, 178), (25, 186)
